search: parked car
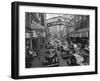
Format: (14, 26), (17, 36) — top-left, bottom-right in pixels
(43, 49), (59, 67)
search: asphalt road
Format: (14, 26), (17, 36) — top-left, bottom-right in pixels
(30, 48), (68, 68)
(30, 48), (89, 68)
(56, 50), (68, 66)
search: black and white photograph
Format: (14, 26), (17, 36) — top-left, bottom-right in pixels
(11, 1), (97, 79)
(25, 13), (90, 68)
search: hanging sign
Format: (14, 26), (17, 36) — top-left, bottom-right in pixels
(25, 33), (31, 38)
(32, 31), (37, 37)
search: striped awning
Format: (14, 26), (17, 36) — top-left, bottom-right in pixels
(31, 23), (45, 30)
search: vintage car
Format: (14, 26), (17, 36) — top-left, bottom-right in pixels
(43, 49), (59, 67)
(62, 45), (69, 51)
(61, 50), (70, 59)
(57, 41), (69, 52)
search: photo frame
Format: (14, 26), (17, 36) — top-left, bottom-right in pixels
(11, 1), (98, 79)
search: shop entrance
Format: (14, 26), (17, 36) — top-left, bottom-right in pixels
(32, 38), (38, 51)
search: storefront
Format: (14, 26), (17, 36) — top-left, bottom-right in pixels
(31, 23), (46, 51)
(69, 28), (89, 45)
(25, 23), (46, 53)
(70, 31), (89, 38)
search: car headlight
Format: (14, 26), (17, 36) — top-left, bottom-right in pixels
(53, 59), (55, 62)
(55, 58), (58, 62)
(44, 60), (48, 63)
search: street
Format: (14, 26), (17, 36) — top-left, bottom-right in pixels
(25, 12), (90, 68)
(30, 48), (69, 68)
(29, 47), (88, 68)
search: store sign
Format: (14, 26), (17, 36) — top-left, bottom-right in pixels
(47, 21), (67, 27)
(32, 31), (37, 37)
(47, 19), (68, 27)
(47, 20), (73, 27)
(70, 31), (89, 37)
(25, 33), (31, 38)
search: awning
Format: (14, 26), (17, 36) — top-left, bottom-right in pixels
(31, 23), (45, 30)
(69, 28), (89, 37)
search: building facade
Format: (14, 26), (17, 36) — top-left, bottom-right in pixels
(69, 15), (90, 45)
(47, 16), (68, 41)
(46, 14), (89, 45)
(25, 12), (46, 52)
(69, 15), (89, 38)
(46, 15), (76, 42)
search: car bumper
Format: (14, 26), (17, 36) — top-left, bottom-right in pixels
(47, 63), (59, 67)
